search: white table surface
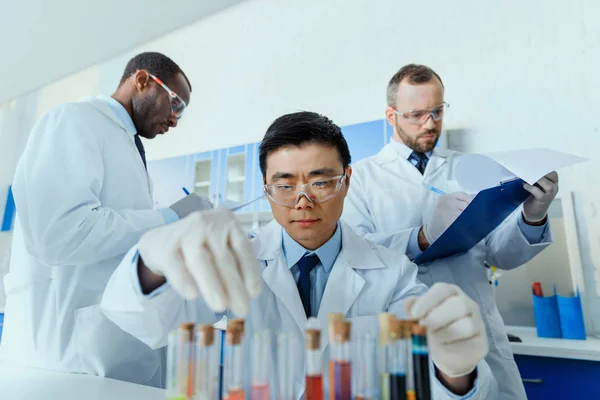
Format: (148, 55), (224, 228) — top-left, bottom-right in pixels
(507, 326), (600, 361)
(0, 361), (165, 400)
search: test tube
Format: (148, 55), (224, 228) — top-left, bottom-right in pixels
(277, 332), (298, 400)
(411, 324), (430, 400)
(328, 313), (344, 400)
(404, 322), (416, 400)
(306, 323), (323, 400)
(388, 320), (407, 400)
(331, 320), (352, 400)
(225, 319), (245, 400)
(194, 325), (216, 400)
(167, 323), (195, 400)
(251, 330), (271, 400)
(354, 333), (376, 400)
(378, 313), (394, 400)
(219, 329), (225, 400)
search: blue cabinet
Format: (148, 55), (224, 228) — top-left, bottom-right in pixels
(218, 145), (256, 213)
(341, 119), (386, 163)
(191, 150), (220, 205)
(515, 355), (600, 399)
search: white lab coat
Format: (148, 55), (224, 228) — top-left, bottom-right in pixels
(343, 142), (552, 400)
(101, 220), (498, 399)
(0, 97), (168, 386)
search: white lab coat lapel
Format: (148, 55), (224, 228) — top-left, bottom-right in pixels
(376, 142), (451, 180)
(253, 222), (384, 354)
(85, 97), (153, 197)
(254, 221), (308, 335)
(317, 222), (383, 354)
(423, 146), (451, 178)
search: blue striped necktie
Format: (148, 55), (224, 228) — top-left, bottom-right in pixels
(409, 151), (428, 174)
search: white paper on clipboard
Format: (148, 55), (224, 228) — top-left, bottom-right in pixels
(455, 148), (587, 194)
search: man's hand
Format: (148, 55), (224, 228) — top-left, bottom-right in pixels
(405, 283), (488, 393)
(138, 209), (262, 316)
(423, 192), (473, 245)
(522, 171), (559, 225)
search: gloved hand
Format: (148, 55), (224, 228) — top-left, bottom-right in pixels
(404, 283), (488, 378)
(522, 171), (559, 223)
(423, 192), (472, 244)
(170, 193), (214, 219)
(138, 208), (262, 316)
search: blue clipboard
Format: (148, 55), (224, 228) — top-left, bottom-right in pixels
(414, 178), (530, 265)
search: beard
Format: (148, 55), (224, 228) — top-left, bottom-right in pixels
(394, 120), (440, 153)
(131, 96), (157, 139)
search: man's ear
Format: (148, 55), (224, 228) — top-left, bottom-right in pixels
(133, 69), (151, 92)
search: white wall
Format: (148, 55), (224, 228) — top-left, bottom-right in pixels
(1, 0), (599, 324)
(0, 0), (246, 103)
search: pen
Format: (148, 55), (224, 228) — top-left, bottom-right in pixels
(182, 187), (190, 195)
(421, 183), (446, 196)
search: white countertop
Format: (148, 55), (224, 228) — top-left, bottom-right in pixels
(507, 326), (600, 361)
(0, 361), (165, 400)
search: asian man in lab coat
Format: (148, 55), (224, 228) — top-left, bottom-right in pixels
(0, 52), (211, 387)
(101, 111), (498, 398)
(342, 64), (558, 400)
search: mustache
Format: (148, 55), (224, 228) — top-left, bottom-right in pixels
(420, 129), (439, 136)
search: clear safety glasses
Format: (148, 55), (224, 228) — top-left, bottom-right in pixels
(264, 174), (347, 208)
(149, 74), (187, 119)
(394, 102), (449, 126)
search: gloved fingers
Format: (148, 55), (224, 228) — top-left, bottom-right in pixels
(408, 282), (460, 320)
(523, 182), (545, 199)
(456, 203), (468, 213)
(541, 171), (558, 184)
(403, 296), (419, 317)
(229, 223), (262, 298)
(207, 225), (251, 317)
(419, 294), (473, 333)
(180, 229), (227, 311)
(453, 192), (474, 205)
(430, 314), (483, 345)
(534, 176), (556, 194)
(159, 245), (200, 300)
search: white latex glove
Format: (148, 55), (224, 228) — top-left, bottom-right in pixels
(423, 192), (473, 244)
(522, 171), (559, 223)
(170, 193), (214, 219)
(138, 208), (262, 316)
(404, 283), (488, 378)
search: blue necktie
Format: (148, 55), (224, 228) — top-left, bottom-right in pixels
(134, 134), (147, 169)
(409, 151), (428, 174)
(297, 254), (319, 318)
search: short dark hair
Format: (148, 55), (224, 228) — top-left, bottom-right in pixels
(119, 52), (192, 91)
(387, 64), (443, 106)
(259, 111), (351, 177)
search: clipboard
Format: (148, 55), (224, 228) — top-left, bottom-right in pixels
(414, 178), (530, 265)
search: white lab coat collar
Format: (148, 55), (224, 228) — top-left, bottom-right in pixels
(374, 141), (452, 178)
(82, 96), (134, 135)
(81, 96), (152, 190)
(253, 220), (385, 270)
(252, 220), (384, 350)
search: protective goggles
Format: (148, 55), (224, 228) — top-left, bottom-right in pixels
(264, 174), (346, 208)
(149, 74), (187, 119)
(394, 102), (449, 125)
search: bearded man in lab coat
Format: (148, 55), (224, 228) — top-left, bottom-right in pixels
(0, 52), (210, 387)
(342, 64), (558, 400)
(101, 111), (498, 398)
